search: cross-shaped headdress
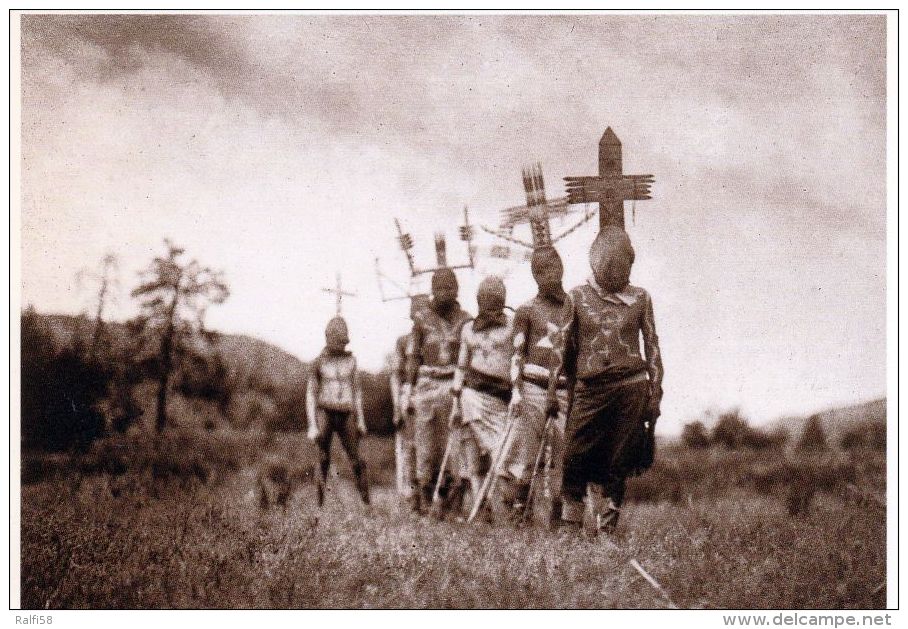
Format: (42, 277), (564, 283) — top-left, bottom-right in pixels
(393, 207), (476, 278)
(479, 162), (597, 260)
(321, 272), (356, 315)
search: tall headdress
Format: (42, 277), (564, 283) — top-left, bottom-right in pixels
(392, 206), (476, 279)
(478, 162), (597, 263)
(562, 127), (654, 234)
(321, 272), (356, 315)
(375, 208), (475, 305)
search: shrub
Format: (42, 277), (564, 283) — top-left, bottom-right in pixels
(681, 421), (710, 448)
(797, 415), (828, 451)
(741, 426), (789, 450)
(786, 481), (816, 516)
(706, 409), (788, 451)
(76, 428), (265, 493)
(867, 421), (887, 451)
(269, 387), (307, 433)
(711, 409), (751, 449)
(742, 462), (789, 495)
(21, 310), (109, 452)
(175, 350), (232, 411)
(840, 420), (886, 452)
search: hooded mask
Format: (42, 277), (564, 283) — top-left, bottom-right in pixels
(409, 293), (431, 321)
(473, 275), (507, 332)
(325, 316), (350, 354)
(589, 226), (635, 294)
(431, 268), (459, 315)
(530, 245), (567, 304)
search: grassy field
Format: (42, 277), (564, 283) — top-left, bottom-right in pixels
(19, 312), (888, 607)
(20, 431), (887, 610)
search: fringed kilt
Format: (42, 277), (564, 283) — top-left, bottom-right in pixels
(458, 386), (509, 477)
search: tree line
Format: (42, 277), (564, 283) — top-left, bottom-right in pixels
(680, 408), (885, 452)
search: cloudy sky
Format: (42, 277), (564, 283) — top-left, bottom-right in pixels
(18, 13), (888, 431)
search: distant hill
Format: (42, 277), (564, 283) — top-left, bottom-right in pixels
(776, 398), (886, 441)
(206, 332), (310, 389)
(37, 312), (310, 384)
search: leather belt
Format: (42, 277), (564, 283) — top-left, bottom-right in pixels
(418, 365), (455, 379)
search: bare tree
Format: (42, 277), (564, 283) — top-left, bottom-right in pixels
(76, 253), (120, 361)
(131, 239), (229, 433)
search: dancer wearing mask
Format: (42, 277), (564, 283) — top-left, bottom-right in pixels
(390, 294), (432, 512)
(400, 269), (472, 514)
(451, 276), (515, 520)
(548, 227), (663, 536)
(500, 245), (570, 526)
(306, 316), (371, 507)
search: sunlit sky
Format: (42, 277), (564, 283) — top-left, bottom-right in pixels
(18, 14), (888, 431)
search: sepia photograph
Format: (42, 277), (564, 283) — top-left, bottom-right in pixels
(11, 10), (895, 613)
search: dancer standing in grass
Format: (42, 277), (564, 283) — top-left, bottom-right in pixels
(400, 269), (472, 514)
(501, 245), (571, 526)
(306, 316), (371, 507)
(390, 294), (431, 512)
(451, 276), (515, 520)
(548, 227), (663, 536)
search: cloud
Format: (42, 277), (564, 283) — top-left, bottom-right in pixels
(18, 13), (888, 427)
(23, 15), (243, 82)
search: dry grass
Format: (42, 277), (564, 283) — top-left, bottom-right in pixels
(20, 435), (886, 610)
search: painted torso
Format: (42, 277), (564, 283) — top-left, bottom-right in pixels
(570, 283), (649, 381)
(461, 315), (515, 383)
(414, 306), (472, 370)
(515, 295), (566, 376)
(315, 352), (357, 411)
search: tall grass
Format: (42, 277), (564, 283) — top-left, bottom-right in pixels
(20, 426), (886, 609)
(21, 478), (885, 609)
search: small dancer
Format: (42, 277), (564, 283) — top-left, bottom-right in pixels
(390, 294), (431, 511)
(306, 316), (371, 507)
